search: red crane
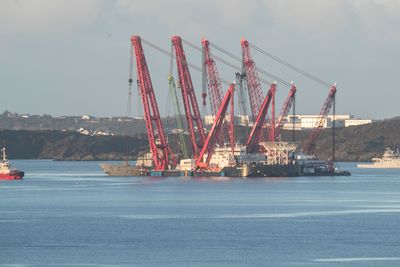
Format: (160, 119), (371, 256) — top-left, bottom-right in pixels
(269, 85), (276, 143)
(246, 83), (276, 152)
(202, 38), (234, 147)
(303, 84), (337, 155)
(275, 83), (297, 140)
(202, 39), (224, 116)
(196, 84), (235, 169)
(131, 36), (176, 170)
(172, 36), (206, 157)
(241, 39), (264, 124)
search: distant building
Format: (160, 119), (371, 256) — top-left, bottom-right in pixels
(344, 119), (372, 127)
(203, 115), (252, 126)
(203, 115), (214, 125)
(283, 114), (371, 130)
(298, 115), (332, 129)
(78, 127), (113, 136)
(282, 115), (302, 130)
(236, 115), (251, 126)
(171, 128), (184, 134)
(78, 128), (90, 135)
(81, 115), (91, 120)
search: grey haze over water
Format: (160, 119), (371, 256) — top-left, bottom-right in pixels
(0, 0), (399, 119)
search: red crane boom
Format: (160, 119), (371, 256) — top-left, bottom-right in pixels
(196, 84), (235, 169)
(202, 38), (234, 147)
(172, 36), (206, 157)
(131, 36), (176, 170)
(246, 83), (276, 151)
(241, 39), (264, 123)
(275, 83), (297, 140)
(303, 85), (337, 155)
(202, 39), (224, 116)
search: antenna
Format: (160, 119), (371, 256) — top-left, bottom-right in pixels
(2, 147), (6, 161)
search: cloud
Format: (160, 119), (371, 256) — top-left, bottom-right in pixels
(116, 0), (261, 36)
(115, 0), (400, 43)
(0, 0), (100, 34)
(263, 0), (352, 32)
(353, 0), (400, 42)
(262, 0), (400, 42)
(0, 0), (399, 117)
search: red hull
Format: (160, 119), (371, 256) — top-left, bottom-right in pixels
(0, 171), (24, 180)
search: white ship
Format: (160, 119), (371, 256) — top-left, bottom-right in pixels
(357, 147), (400, 168)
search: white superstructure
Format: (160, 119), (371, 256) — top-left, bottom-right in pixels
(136, 152), (153, 167)
(358, 147), (400, 168)
(203, 145), (265, 170)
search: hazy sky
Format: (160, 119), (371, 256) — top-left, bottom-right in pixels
(0, 0), (399, 119)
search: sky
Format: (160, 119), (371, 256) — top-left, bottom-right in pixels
(0, 0), (399, 119)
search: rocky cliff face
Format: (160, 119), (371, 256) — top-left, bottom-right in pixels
(1, 118), (399, 161)
(311, 118), (400, 161)
(0, 130), (148, 160)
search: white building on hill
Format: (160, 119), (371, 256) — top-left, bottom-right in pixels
(204, 115), (252, 126)
(283, 114), (371, 130)
(203, 114), (371, 130)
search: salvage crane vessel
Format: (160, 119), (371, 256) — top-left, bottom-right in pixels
(101, 35), (350, 178)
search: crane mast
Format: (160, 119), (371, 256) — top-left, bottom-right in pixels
(202, 39), (224, 116)
(196, 84), (235, 169)
(303, 84), (337, 155)
(168, 74), (188, 158)
(172, 36), (206, 157)
(202, 38), (235, 147)
(235, 72), (249, 119)
(269, 85), (276, 142)
(131, 36), (176, 170)
(241, 39), (264, 124)
(201, 43), (207, 109)
(275, 83), (297, 141)
(246, 83), (276, 151)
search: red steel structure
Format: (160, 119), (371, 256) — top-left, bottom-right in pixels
(241, 39), (264, 124)
(275, 83), (297, 140)
(131, 36), (176, 170)
(202, 39), (224, 116)
(196, 84), (235, 169)
(202, 38), (234, 147)
(303, 84), (337, 155)
(229, 87), (235, 154)
(172, 36), (206, 157)
(269, 86), (276, 142)
(246, 83), (276, 151)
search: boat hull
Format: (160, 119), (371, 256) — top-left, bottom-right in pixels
(100, 163), (149, 176)
(357, 163), (400, 169)
(0, 170), (24, 180)
(100, 161), (351, 178)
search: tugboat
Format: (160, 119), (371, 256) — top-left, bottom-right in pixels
(0, 147), (24, 180)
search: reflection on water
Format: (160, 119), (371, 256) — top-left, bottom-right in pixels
(1, 161), (400, 266)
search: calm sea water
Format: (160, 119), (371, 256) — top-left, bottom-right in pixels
(1, 161), (400, 266)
